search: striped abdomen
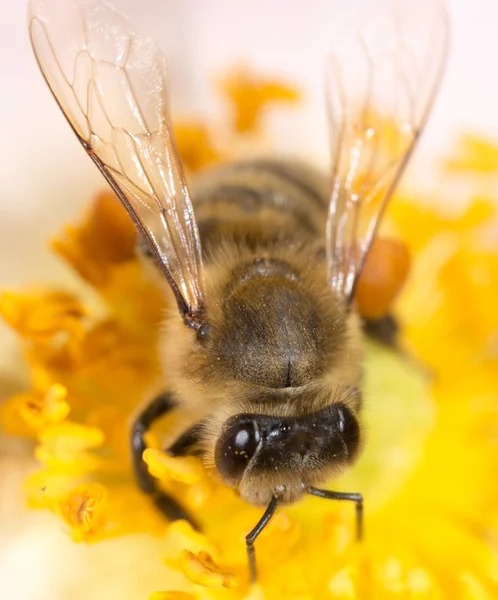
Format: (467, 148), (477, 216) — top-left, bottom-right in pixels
(190, 160), (330, 254)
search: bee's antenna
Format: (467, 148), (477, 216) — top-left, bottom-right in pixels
(245, 495), (279, 583)
(308, 487), (363, 541)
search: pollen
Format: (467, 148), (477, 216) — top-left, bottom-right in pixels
(180, 550), (238, 589)
(219, 67), (300, 133)
(51, 191), (137, 287)
(143, 449), (206, 486)
(6, 383), (70, 433)
(56, 483), (107, 542)
(174, 122), (222, 172)
(34, 422), (105, 474)
(355, 237), (411, 320)
(0, 289), (86, 341)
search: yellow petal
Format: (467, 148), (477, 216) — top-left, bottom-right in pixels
(51, 191), (137, 287)
(444, 133), (498, 174)
(453, 196), (497, 231)
(24, 469), (78, 509)
(460, 571), (492, 600)
(148, 593), (196, 600)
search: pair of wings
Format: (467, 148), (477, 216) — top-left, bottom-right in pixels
(28, 0), (448, 329)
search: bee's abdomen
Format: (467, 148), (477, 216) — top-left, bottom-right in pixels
(191, 160), (329, 251)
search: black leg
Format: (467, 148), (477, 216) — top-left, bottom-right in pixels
(363, 313), (399, 348)
(308, 487), (363, 541)
(131, 392), (197, 525)
(131, 392), (176, 494)
(166, 422), (205, 457)
(245, 496), (279, 583)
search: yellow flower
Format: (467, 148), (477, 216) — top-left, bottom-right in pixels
(56, 483), (107, 542)
(219, 67), (300, 133)
(35, 421), (105, 474)
(174, 122), (223, 172)
(179, 550), (238, 588)
(444, 133), (498, 174)
(0, 289), (86, 342)
(149, 593), (196, 600)
(51, 191), (137, 287)
(2, 383), (69, 436)
(143, 450), (206, 486)
(2, 85), (498, 598)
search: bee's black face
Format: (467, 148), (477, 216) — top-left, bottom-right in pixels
(215, 402), (361, 505)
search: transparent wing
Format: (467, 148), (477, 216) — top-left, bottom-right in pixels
(326, 0), (449, 301)
(28, 0), (206, 327)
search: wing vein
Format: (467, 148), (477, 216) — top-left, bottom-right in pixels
(28, 0), (206, 326)
(325, 0), (448, 301)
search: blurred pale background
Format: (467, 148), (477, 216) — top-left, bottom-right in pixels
(0, 0), (497, 598)
(1, 0), (497, 291)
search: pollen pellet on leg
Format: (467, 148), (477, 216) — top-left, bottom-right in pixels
(355, 237), (411, 320)
(179, 549), (238, 588)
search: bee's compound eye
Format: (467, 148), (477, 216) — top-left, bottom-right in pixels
(215, 417), (261, 481)
(233, 427), (255, 453)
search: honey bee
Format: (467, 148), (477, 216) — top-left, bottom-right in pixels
(28, 0), (448, 581)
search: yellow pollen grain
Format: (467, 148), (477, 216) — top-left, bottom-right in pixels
(14, 383), (70, 431)
(57, 483), (107, 541)
(143, 449), (205, 485)
(179, 550), (238, 589)
(39, 421), (105, 451)
(219, 67), (300, 133)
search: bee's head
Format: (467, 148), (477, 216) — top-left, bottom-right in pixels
(213, 400), (361, 505)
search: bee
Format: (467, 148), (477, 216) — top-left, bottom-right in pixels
(28, 0), (448, 582)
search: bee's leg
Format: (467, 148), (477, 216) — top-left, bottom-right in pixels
(131, 392), (198, 525)
(363, 314), (399, 348)
(166, 422), (204, 457)
(245, 495), (279, 583)
(308, 487), (363, 540)
(131, 392), (175, 494)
